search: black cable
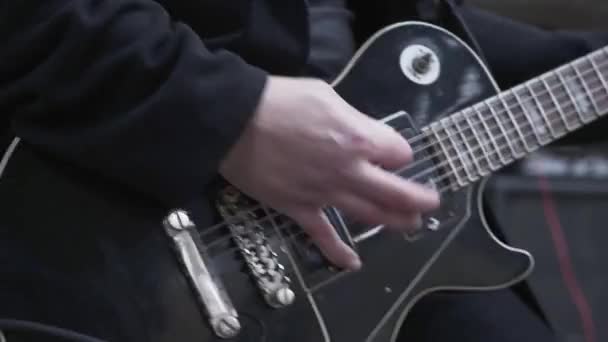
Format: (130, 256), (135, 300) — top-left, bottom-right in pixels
(0, 319), (109, 342)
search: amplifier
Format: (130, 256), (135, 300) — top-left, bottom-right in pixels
(485, 173), (608, 342)
(516, 147), (608, 179)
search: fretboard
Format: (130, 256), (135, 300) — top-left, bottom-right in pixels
(424, 46), (608, 190)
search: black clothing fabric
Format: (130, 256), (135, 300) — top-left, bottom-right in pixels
(1, 1), (608, 342)
(0, 0), (423, 208)
(0, 0), (271, 207)
(306, 0), (356, 80)
(3, 0), (605, 210)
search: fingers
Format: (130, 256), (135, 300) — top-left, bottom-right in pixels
(368, 122), (414, 171)
(343, 160), (439, 213)
(329, 191), (423, 231)
(324, 108), (438, 232)
(345, 111), (413, 171)
(289, 206), (362, 271)
(383, 213), (423, 232)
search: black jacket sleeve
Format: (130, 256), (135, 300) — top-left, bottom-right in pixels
(0, 0), (268, 206)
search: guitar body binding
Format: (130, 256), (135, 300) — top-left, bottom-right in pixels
(0, 21), (535, 342)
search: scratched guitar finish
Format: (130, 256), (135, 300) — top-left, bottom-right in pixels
(1, 22), (608, 342)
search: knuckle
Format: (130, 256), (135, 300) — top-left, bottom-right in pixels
(309, 78), (333, 95)
(316, 79), (333, 91)
(349, 134), (377, 156)
(402, 141), (414, 161)
(355, 204), (385, 225)
(335, 160), (363, 185)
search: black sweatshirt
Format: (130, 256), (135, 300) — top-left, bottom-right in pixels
(0, 1), (282, 206)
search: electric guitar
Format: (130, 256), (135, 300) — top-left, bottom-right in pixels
(1, 21), (607, 342)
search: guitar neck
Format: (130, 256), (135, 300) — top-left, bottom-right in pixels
(422, 46), (608, 189)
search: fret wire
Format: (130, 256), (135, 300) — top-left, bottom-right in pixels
(571, 61), (599, 121)
(496, 93), (530, 153)
(587, 54), (608, 106)
(428, 124), (464, 188)
(440, 118), (475, 182)
(525, 80), (557, 141)
(541, 75), (573, 131)
(484, 99), (517, 158)
(452, 112), (485, 176)
(473, 104), (508, 165)
(464, 76), (599, 178)
(439, 95), (588, 190)
(444, 79), (597, 187)
(556, 69), (584, 126)
(409, 58), (608, 191)
(462, 108), (496, 171)
(428, 70), (599, 192)
(165, 78), (608, 256)
(590, 53), (608, 89)
(512, 86), (541, 145)
(434, 68), (604, 184)
(425, 61), (608, 177)
(424, 78), (608, 195)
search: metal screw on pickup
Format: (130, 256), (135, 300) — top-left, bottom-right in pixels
(215, 316), (241, 339)
(268, 287), (296, 308)
(165, 210), (194, 231)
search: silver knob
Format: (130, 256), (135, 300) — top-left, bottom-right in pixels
(214, 316), (241, 339)
(165, 210), (194, 231)
(412, 52), (433, 74)
(268, 287), (296, 308)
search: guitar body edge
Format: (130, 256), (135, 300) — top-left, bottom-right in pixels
(0, 21), (535, 342)
(328, 21), (534, 342)
(387, 178), (534, 342)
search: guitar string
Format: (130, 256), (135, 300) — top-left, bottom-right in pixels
(194, 58), (608, 242)
(190, 54), (608, 281)
(199, 95), (607, 287)
(192, 55), (608, 243)
(190, 78), (608, 288)
(391, 81), (607, 187)
(389, 84), (600, 185)
(202, 82), (608, 255)
(410, 97), (605, 190)
(158, 48), (606, 245)
(382, 48), (608, 151)
(386, 55), (608, 177)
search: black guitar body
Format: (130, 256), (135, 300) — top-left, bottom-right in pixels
(0, 22), (533, 342)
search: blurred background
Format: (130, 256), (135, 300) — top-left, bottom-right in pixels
(468, 1), (608, 342)
(469, 0), (608, 30)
